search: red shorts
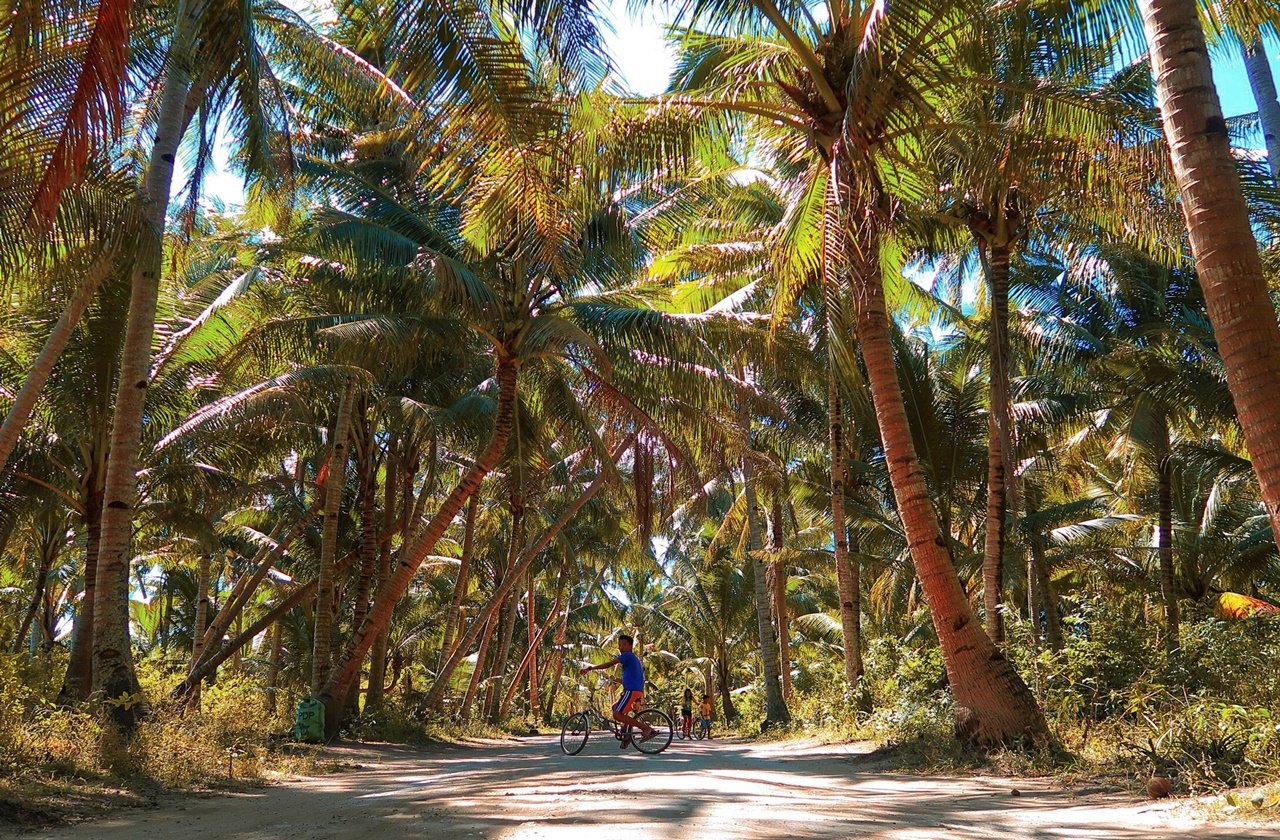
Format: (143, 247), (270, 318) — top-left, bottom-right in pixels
(612, 689), (643, 716)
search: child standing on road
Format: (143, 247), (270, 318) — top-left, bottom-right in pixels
(699, 694), (713, 739)
(681, 688), (694, 739)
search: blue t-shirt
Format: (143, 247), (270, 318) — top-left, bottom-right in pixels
(618, 651), (644, 691)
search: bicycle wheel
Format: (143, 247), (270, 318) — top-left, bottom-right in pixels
(631, 708), (673, 754)
(693, 723), (707, 741)
(560, 712), (591, 755)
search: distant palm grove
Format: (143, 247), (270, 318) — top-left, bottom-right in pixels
(4, 0), (1280, 786)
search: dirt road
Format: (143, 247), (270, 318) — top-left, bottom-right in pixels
(11, 736), (1279, 839)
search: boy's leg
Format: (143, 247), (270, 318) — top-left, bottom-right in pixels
(612, 692), (654, 738)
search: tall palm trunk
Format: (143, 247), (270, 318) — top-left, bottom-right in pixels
(526, 575), (539, 718)
(1030, 540), (1063, 652)
(1155, 419), (1179, 652)
(1140, 0), (1280, 547)
(982, 244), (1014, 644)
(91, 4), (205, 729)
(485, 592), (519, 723)
(440, 493), (479, 666)
(742, 452), (789, 726)
(266, 620), (284, 716)
(716, 644), (738, 723)
(1243, 35), (1280, 183)
(768, 494), (792, 701)
(161, 574), (173, 652)
(312, 384), (353, 695)
(485, 487), (525, 722)
(848, 221), (1047, 746)
(0, 256), (114, 476)
(460, 611), (498, 721)
(188, 552), (211, 706)
(319, 358), (519, 731)
(344, 426), (380, 719)
(59, 458), (104, 703)
(12, 532), (58, 654)
(541, 562), (575, 724)
(827, 352), (863, 692)
(364, 447), (399, 717)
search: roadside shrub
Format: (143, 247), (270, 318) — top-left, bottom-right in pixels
(0, 653), (102, 779)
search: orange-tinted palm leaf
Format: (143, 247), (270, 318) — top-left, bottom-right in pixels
(26, 0), (132, 227)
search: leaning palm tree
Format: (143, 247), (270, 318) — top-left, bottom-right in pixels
(1137, 0), (1280, 552)
(86, 0), (405, 727)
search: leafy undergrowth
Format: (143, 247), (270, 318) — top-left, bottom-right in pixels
(718, 611), (1280, 815)
(0, 655), (346, 828)
(0, 652), (533, 829)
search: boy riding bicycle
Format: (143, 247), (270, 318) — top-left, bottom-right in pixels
(580, 634), (656, 747)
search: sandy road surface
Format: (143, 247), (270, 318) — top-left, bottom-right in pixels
(9, 736), (1279, 839)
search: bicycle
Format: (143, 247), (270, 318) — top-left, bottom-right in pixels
(693, 718), (711, 740)
(560, 681), (674, 756)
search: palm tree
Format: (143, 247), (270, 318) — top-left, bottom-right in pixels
(1138, 0), (1280, 554)
(931, 16), (1171, 643)
(87, 0), (397, 727)
(661, 0), (1051, 743)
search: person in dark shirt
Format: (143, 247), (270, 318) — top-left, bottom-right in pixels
(580, 634), (656, 747)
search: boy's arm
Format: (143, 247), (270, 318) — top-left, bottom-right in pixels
(578, 657), (619, 675)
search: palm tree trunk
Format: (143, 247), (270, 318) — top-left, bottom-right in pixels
(0, 257), (113, 477)
(422, 439), (627, 714)
(266, 619), (284, 716)
(848, 221), (1047, 747)
(526, 575), (539, 718)
(485, 488), (525, 723)
(91, 3), (206, 729)
(1156, 421), (1179, 653)
(768, 493), (792, 701)
(1140, 0), (1280, 547)
(1025, 550), (1040, 650)
(343, 427), (379, 720)
(1243, 34), (1280, 183)
(174, 552), (360, 699)
(484, 593), (518, 722)
(743, 452), (789, 726)
(188, 552), (211, 706)
(716, 644), (737, 723)
(440, 493), (479, 666)
(460, 611), (497, 721)
(12, 536), (56, 655)
(1030, 540), (1062, 652)
(983, 244), (1014, 645)
(364, 447), (399, 717)
(828, 363), (863, 692)
(190, 501), (320, 673)
(162, 573), (173, 652)
(59, 465), (103, 703)
(541, 563), (575, 724)
(319, 357), (519, 731)
(312, 383), (353, 695)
